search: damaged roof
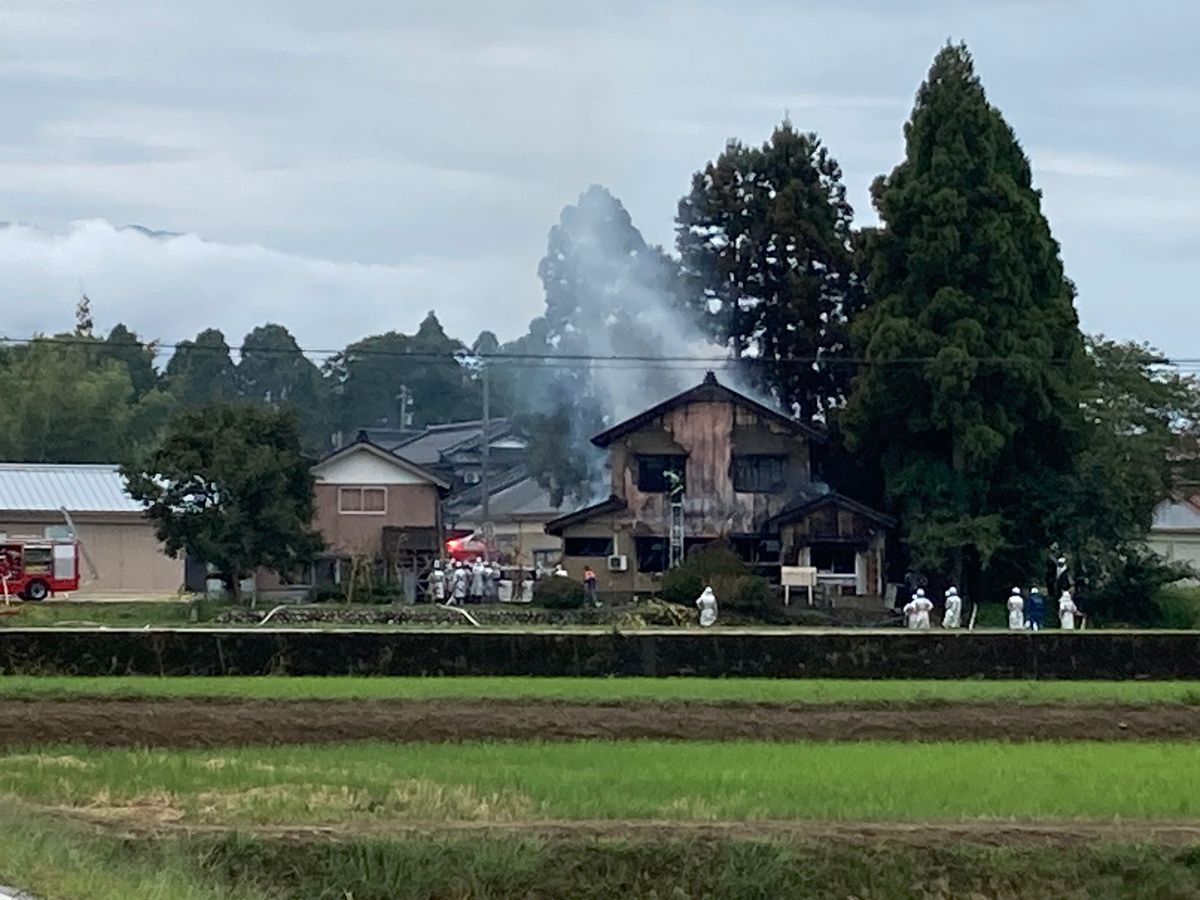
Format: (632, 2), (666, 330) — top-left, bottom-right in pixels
(591, 371), (826, 448)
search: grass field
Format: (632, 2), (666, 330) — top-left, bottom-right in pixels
(5, 804), (1200, 900)
(4, 674), (1200, 704)
(6, 740), (1200, 824)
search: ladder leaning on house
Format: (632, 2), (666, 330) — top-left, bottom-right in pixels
(666, 470), (685, 569)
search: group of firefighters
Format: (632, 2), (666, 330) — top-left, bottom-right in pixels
(901, 557), (1083, 631)
(427, 559), (506, 605)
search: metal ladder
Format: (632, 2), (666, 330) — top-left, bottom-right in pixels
(668, 501), (684, 569)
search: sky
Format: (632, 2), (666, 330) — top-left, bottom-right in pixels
(0, 0), (1196, 359)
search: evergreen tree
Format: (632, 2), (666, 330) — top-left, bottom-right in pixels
(842, 43), (1088, 595)
(677, 121), (861, 418)
(237, 324), (330, 449)
(164, 329), (238, 408)
(100, 323), (160, 398)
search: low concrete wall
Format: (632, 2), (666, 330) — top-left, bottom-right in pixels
(4, 629), (1200, 679)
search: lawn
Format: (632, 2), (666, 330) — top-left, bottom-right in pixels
(6, 740), (1200, 825)
(4, 674), (1200, 704)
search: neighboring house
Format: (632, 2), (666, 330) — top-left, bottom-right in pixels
(545, 373), (893, 600)
(0, 463), (182, 594)
(310, 434), (451, 585)
(1149, 490), (1200, 581)
(390, 419), (526, 494)
(451, 467), (569, 568)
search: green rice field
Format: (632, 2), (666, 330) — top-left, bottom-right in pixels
(3, 674), (1200, 704)
(6, 740), (1200, 824)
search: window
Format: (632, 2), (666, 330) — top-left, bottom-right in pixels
(338, 486), (386, 514)
(635, 536), (668, 573)
(733, 455), (788, 493)
(563, 537), (613, 557)
(636, 455), (687, 493)
(732, 537), (781, 565)
(811, 544), (857, 575)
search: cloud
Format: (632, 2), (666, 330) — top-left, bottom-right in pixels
(0, 220), (542, 352)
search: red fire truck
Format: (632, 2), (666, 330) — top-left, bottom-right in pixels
(0, 537), (81, 601)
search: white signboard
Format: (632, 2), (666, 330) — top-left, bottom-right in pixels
(781, 566), (818, 607)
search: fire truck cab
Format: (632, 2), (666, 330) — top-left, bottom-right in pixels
(0, 537), (81, 601)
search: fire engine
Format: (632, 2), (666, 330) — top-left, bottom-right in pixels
(0, 536), (81, 601)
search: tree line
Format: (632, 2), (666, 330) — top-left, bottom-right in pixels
(8, 43), (1200, 613)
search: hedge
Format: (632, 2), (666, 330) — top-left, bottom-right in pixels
(4, 629), (1200, 678)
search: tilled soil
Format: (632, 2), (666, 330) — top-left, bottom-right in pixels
(3, 697), (1200, 747)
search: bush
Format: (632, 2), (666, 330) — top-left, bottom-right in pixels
(1086, 547), (1195, 626)
(712, 573), (773, 612)
(659, 541), (773, 613)
(660, 541), (749, 605)
(1153, 586), (1200, 629)
(533, 576), (586, 610)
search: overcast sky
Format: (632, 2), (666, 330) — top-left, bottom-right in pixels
(1, 1), (1196, 359)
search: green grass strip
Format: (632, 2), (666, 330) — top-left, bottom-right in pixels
(3, 674), (1200, 704)
(7, 740), (1200, 823)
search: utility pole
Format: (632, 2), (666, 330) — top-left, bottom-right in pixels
(480, 360), (490, 522)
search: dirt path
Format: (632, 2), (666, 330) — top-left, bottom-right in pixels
(46, 805), (1200, 848)
(4, 697), (1200, 747)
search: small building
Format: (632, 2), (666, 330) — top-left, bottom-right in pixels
(451, 467), (569, 569)
(310, 434), (451, 588)
(1149, 491), (1200, 582)
(0, 463), (183, 595)
(545, 373), (892, 601)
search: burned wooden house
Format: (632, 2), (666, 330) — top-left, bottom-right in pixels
(545, 373), (893, 600)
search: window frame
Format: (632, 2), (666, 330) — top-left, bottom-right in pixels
(810, 543), (857, 575)
(635, 536), (668, 573)
(563, 537), (614, 558)
(635, 455), (688, 494)
(732, 454), (789, 493)
(338, 486), (388, 515)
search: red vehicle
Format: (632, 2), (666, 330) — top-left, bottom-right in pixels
(0, 537), (80, 601)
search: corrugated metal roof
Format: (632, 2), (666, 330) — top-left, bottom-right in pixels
(0, 464), (144, 513)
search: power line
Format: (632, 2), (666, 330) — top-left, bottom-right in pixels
(5, 333), (1200, 370)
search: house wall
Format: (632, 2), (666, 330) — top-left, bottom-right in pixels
(1149, 533), (1200, 584)
(0, 512), (183, 594)
(609, 401), (811, 539)
(313, 448), (441, 557)
(313, 483), (440, 556)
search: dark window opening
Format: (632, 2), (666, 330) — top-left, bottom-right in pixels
(732, 537), (782, 565)
(564, 537), (614, 557)
(636, 455), (687, 494)
(635, 536), (668, 573)
(733, 455), (788, 493)
(811, 544), (857, 575)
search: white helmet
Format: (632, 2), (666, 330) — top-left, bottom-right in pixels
(915, 588), (926, 598)
(946, 587), (958, 597)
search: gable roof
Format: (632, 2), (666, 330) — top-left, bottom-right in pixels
(312, 434), (451, 490)
(0, 463), (143, 513)
(591, 372), (826, 448)
(390, 419), (515, 465)
(456, 475), (568, 522)
(545, 495), (628, 535)
(1152, 494), (1200, 531)
(766, 490), (896, 530)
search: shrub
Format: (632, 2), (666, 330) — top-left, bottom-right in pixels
(712, 573), (773, 612)
(533, 576), (586, 610)
(1086, 547), (1195, 625)
(660, 541), (749, 605)
(1153, 586), (1200, 629)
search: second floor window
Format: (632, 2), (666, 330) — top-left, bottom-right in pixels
(733, 455), (788, 493)
(338, 486), (386, 514)
(636, 455), (687, 494)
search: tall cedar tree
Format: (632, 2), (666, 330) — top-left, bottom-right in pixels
(164, 329), (238, 407)
(123, 404), (322, 602)
(843, 44), (1087, 596)
(510, 185), (683, 506)
(677, 121), (861, 419)
(237, 323), (330, 450)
